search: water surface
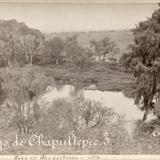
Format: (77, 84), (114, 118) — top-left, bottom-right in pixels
(40, 84), (144, 121)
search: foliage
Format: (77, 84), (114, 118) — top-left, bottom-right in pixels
(64, 34), (81, 63)
(34, 96), (129, 154)
(74, 47), (94, 68)
(0, 20), (44, 67)
(1, 67), (54, 134)
(0, 35), (26, 66)
(121, 5), (160, 121)
(65, 34), (94, 68)
(90, 37), (119, 62)
(44, 37), (64, 65)
(20, 34), (44, 66)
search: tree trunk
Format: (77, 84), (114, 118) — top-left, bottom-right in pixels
(103, 54), (106, 61)
(98, 55), (100, 61)
(56, 58), (59, 65)
(143, 110), (149, 122)
(30, 55), (33, 66)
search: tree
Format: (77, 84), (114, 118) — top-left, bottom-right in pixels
(0, 20), (44, 66)
(1, 67), (54, 134)
(90, 37), (119, 62)
(20, 34), (43, 66)
(90, 39), (102, 61)
(64, 34), (80, 64)
(76, 47), (94, 68)
(121, 5), (160, 121)
(1, 35), (18, 66)
(65, 34), (94, 68)
(0, 35), (25, 66)
(44, 37), (64, 65)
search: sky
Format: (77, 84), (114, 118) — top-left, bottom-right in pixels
(0, 3), (158, 33)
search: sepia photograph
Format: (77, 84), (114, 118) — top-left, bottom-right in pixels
(0, 1), (160, 157)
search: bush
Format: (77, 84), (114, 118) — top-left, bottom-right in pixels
(0, 66), (54, 134)
(34, 96), (130, 154)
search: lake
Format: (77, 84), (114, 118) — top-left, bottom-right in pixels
(39, 84), (145, 120)
(38, 84), (156, 136)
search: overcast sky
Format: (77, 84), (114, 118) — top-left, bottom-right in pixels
(0, 3), (158, 33)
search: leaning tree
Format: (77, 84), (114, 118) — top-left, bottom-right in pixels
(122, 5), (160, 121)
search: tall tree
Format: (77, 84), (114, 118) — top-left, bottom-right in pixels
(64, 34), (80, 64)
(65, 34), (94, 68)
(0, 20), (44, 66)
(20, 34), (42, 66)
(44, 37), (64, 65)
(1, 35), (24, 66)
(122, 5), (160, 121)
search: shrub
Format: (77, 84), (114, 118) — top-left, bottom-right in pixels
(34, 96), (130, 154)
(0, 66), (54, 134)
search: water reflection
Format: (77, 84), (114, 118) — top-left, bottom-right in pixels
(38, 84), (158, 137)
(39, 84), (144, 121)
(39, 85), (75, 109)
(83, 90), (143, 121)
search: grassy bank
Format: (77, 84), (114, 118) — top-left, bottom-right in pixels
(37, 64), (133, 91)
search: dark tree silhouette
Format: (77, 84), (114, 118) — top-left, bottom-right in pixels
(122, 4), (160, 121)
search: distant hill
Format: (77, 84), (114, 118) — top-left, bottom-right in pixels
(46, 31), (134, 58)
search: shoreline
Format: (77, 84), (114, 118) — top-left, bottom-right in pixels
(37, 64), (133, 92)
